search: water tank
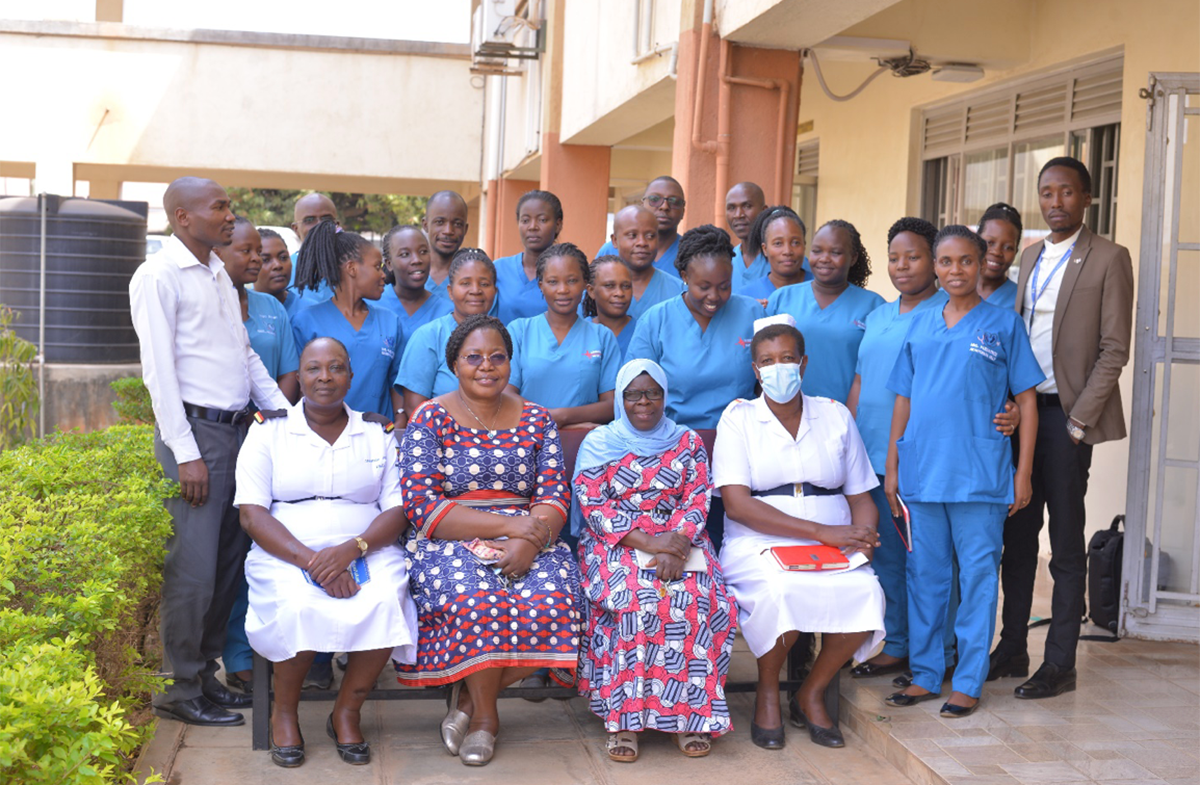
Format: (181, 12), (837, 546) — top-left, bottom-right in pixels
(0, 195), (147, 363)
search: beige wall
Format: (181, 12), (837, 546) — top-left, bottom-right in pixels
(796, 0), (1200, 541)
(0, 26), (484, 195)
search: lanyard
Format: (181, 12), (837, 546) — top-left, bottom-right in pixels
(1029, 239), (1076, 314)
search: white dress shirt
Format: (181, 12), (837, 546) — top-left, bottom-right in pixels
(130, 234), (289, 464)
(1023, 226), (1083, 394)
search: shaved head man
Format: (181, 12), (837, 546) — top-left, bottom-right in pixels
(129, 176), (289, 727)
(291, 192), (338, 242)
(422, 190), (470, 296)
(609, 203), (684, 319)
(595, 175), (688, 280)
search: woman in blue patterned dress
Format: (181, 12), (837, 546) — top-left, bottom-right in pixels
(397, 314), (582, 767)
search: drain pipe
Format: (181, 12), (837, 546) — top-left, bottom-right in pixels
(689, 0), (717, 155)
(37, 192), (47, 439)
(714, 38), (731, 222)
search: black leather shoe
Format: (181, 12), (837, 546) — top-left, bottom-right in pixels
(154, 696), (245, 727)
(203, 680), (252, 708)
(224, 671), (253, 695)
(892, 670), (914, 688)
(940, 700), (979, 718)
(883, 690), (941, 708)
(270, 730), (305, 768)
(1015, 663), (1076, 700)
(751, 721), (786, 750)
(789, 699), (844, 748)
(986, 648), (1030, 681)
(850, 657), (909, 679)
(327, 714), (371, 765)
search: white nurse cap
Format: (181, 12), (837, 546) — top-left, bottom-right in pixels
(753, 313), (797, 334)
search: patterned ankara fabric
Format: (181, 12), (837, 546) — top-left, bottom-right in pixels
(395, 399), (582, 685)
(573, 429), (737, 736)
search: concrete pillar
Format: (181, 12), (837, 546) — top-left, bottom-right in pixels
(491, 178), (539, 259)
(464, 197), (482, 250)
(670, 7), (801, 230)
(540, 135), (611, 254)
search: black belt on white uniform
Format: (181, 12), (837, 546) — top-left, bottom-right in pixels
(751, 482), (844, 498)
(182, 401), (255, 425)
(275, 496), (344, 504)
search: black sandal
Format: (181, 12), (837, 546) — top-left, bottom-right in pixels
(326, 714), (370, 765)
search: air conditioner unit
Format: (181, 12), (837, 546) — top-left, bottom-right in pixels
(471, 0), (542, 74)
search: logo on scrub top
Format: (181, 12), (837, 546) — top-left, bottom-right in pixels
(584, 350), (602, 359)
(969, 331), (1001, 362)
(381, 335), (396, 358)
(852, 319), (867, 330)
(737, 337), (751, 347)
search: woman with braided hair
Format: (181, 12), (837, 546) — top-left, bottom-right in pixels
(290, 219), (404, 421)
(766, 218), (884, 403)
(977, 202), (1024, 310)
(739, 205), (811, 303)
(376, 224), (454, 341)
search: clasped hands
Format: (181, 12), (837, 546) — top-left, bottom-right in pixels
(641, 531), (692, 582)
(306, 540), (365, 599)
(474, 513), (556, 578)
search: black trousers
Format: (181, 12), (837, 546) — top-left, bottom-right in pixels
(997, 404), (1093, 669)
(153, 417), (251, 704)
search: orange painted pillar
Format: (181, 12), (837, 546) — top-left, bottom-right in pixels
(490, 178), (540, 259)
(540, 134), (611, 255)
(671, 9), (801, 231)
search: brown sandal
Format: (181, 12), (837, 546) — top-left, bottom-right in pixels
(675, 732), (711, 757)
(606, 731), (639, 762)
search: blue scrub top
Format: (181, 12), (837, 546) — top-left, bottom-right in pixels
(245, 289), (300, 382)
(286, 250), (334, 313)
(887, 300), (1044, 504)
(376, 287), (455, 345)
(493, 252), (547, 324)
(394, 312), (461, 400)
(424, 272), (448, 299)
(597, 235), (682, 279)
(629, 269), (685, 320)
(732, 250), (812, 293)
(854, 291), (948, 474)
(767, 282), (885, 403)
(739, 273), (810, 303)
(290, 299), (402, 420)
(984, 278), (1018, 311)
(596, 315), (638, 362)
(627, 293), (765, 429)
(509, 315), (621, 409)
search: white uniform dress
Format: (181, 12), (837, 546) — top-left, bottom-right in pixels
(713, 394), (886, 661)
(234, 403), (419, 664)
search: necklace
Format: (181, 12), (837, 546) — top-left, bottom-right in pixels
(457, 391), (503, 438)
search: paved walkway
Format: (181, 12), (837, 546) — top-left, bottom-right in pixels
(138, 584), (1199, 785)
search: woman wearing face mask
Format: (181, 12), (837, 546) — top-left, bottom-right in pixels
(714, 315), (884, 752)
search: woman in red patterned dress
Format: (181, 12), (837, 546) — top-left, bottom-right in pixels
(396, 315), (582, 767)
(572, 358), (737, 762)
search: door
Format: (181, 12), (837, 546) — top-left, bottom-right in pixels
(1122, 72), (1200, 641)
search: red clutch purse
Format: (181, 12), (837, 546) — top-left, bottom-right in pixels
(765, 545), (851, 571)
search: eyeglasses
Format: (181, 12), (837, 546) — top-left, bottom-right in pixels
(461, 352), (509, 367)
(622, 388), (664, 402)
(643, 194), (685, 209)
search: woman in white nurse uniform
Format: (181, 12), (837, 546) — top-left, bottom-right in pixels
(715, 316), (884, 751)
(235, 336), (418, 768)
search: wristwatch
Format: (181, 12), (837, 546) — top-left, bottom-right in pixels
(354, 536), (369, 555)
(1066, 419), (1085, 441)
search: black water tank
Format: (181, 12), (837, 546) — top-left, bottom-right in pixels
(0, 195), (147, 363)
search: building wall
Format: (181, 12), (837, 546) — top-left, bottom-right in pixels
(795, 0), (1200, 542)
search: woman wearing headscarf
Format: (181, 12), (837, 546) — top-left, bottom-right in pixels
(572, 359), (738, 763)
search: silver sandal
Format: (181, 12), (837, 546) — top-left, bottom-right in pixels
(440, 680), (470, 756)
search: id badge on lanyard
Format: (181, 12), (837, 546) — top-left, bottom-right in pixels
(1029, 240), (1076, 321)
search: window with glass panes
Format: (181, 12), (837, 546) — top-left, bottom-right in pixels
(919, 54), (1122, 256)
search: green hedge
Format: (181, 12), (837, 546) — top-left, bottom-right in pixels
(0, 425), (173, 783)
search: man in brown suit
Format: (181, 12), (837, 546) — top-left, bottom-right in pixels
(988, 156), (1134, 699)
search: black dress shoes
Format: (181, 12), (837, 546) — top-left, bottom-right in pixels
(1015, 662), (1076, 699)
(940, 701), (979, 718)
(270, 730), (305, 768)
(750, 721), (786, 750)
(203, 680), (253, 709)
(789, 695), (844, 748)
(986, 648), (1030, 681)
(327, 714), (371, 765)
(154, 696), (245, 727)
(850, 657), (909, 679)
(884, 690), (941, 708)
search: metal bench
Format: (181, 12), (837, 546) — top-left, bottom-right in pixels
(250, 427), (840, 750)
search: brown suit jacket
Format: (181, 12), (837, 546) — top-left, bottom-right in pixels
(1014, 225), (1134, 445)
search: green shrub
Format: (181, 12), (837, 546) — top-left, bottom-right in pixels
(0, 305), (39, 449)
(110, 377), (154, 426)
(0, 425), (173, 783)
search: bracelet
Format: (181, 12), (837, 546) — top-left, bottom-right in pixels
(543, 526), (553, 549)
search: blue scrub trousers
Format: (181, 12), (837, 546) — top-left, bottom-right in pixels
(869, 482), (959, 664)
(222, 578), (253, 674)
(905, 500), (1006, 698)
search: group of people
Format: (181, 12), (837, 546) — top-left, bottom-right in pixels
(128, 155), (1133, 769)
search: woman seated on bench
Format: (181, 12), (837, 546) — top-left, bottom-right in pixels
(573, 358), (737, 762)
(395, 314), (582, 767)
(235, 337), (419, 769)
(714, 316), (884, 751)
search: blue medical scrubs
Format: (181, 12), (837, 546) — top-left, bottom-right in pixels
(732, 250), (811, 293)
(597, 235), (682, 279)
(737, 272), (811, 303)
(887, 299), (1044, 698)
(393, 312), (461, 400)
(245, 290), (300, 381)
(594, 315), (638, 362)
(767, 282), (884, 403)
(291, 299), (403, 420)
(424, 272), (449, 298)
(984, 278), (1018, 311)
(494, 252), (546, 323)
(509, 315), (620, 409)
(629, 269), (685, 320)
(855, 290), (951, 662)
(626, 294), (765, 429)
(376, 287), (454, 344)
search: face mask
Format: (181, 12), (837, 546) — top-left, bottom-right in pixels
(758, 363), (803, 403)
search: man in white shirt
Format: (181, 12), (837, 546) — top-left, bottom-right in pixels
(990, 157), (1134, 700)
(130, 177), (290, 726)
